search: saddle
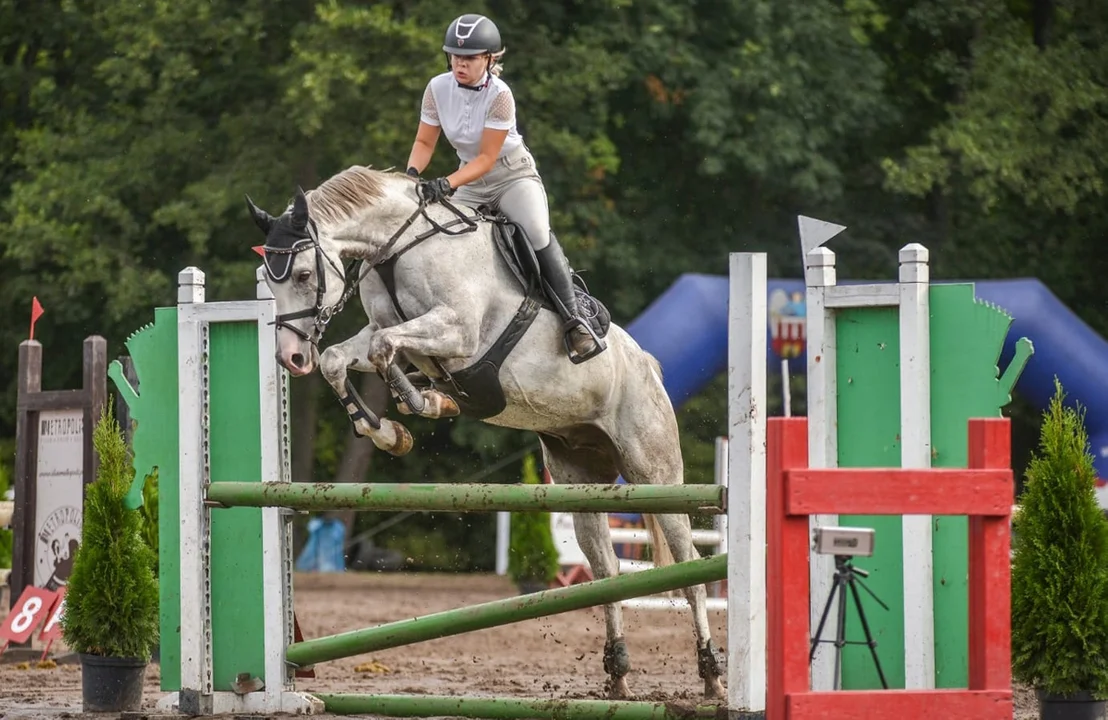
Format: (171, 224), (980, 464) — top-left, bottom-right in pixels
(374, 207), (611, 420)
(483, 208), (612, 343)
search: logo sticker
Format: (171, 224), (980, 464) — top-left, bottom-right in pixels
(769, 288), (807, 359)
(36, 505), (82, 591)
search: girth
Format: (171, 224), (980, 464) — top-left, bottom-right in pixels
(373, 226), (545, 419)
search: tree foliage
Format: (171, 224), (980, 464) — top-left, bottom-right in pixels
(1011, 381), (1108, 696)
(1, 0), (1106, 570)
(60, 405), (159, 660)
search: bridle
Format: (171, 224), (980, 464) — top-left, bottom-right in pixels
(260, 188), (483, 348)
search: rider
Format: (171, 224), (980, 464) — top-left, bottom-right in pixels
(404, 13), (604, 363)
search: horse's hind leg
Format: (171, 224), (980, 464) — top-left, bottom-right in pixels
(614, 406), (727, 700)
(570, 511), (633, 699)
(538, 434), (633, 699)
(646, 514), (726, 700)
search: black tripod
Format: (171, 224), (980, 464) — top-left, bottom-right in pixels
(809, 555), (890, 690)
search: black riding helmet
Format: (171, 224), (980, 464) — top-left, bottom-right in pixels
(443, 14), (502, 57)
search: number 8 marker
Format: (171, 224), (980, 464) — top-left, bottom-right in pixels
(0, 586), (59, 656)
(10, 596), (42, 634)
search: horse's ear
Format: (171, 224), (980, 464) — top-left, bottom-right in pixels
(291, 186), (309, 230)
(245, 194), (275, 235)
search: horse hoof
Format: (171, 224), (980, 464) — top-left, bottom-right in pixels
(607, 677), (632, 700)
(439, 395), (460, 417)
(703, 677), (726, 702)
(380, 420), (413, 456)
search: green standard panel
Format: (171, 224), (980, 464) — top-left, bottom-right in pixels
(207, 321), (267, 692)
(928, 283), (1028, 687)
(109, 307), (182, 690)
(834, 305), (905, 690)
(833, 283), (1030, 691)
(109, 309), (274, 693)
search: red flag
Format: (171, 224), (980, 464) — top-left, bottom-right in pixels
(252, 245), (265, 257)
(29, 296), (44, 340)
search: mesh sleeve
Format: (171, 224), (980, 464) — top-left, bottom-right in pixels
(485, 88), (515, 130)
(420, 83), (440, 126)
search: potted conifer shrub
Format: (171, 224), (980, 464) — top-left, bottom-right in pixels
(507, 454), (560, 594)
(1011, 380), (1108, 720)
(61, 403), (159, 713)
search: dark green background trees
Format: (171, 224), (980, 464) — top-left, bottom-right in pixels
(2, 0), (1105, 570)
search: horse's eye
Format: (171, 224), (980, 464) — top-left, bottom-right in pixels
(296, 270), (312, 283)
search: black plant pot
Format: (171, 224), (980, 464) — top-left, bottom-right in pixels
(1037, 689), (1107, 720)
(79, 653), (148, 713)
(516, 579), (549, 595)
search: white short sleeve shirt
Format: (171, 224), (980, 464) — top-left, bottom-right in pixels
(419, 72), (524, 163)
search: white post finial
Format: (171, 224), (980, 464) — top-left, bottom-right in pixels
(899, 243), (930, 283)
(178, 267), (206, 305)
(805, 246), (837, 287)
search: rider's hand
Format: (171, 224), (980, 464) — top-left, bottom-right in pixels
(405, 166), (420, 178)
(418, 177), (454, 203)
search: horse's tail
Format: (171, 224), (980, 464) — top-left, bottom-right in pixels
(644, 350), (664, 384)
(643, 351), (673, 588)
(644, 514), (677, 598)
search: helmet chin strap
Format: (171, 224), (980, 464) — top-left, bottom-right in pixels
(456, 72), (489, 91)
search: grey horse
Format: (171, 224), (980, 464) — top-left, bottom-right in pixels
(245, 165), (726, 701)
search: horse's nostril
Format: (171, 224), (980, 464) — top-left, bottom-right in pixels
(291, 353), (306, 368)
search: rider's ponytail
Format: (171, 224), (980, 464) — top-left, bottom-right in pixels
(489, 49), (506, 77)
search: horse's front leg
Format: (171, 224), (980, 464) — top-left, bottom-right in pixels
(384, 363), (461, 420)
(366, 305), (478, 386)
(318, 325), (415, 456)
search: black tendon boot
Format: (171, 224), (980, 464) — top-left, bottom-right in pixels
(535, 235), (606, 363)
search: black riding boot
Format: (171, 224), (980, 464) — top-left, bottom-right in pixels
(535, 234), (606, 363)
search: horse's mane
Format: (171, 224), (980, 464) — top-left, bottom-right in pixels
(305, 165), (405, 227)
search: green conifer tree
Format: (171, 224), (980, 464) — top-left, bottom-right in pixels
(1011, 380), (1108, 697)
(60, 404), (159, 660)
(507, 454), (560, 589)
(0, 449), (12, 569)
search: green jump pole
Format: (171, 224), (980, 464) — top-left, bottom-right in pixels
(285, 553), (726, 668)
(316, 694), (727, 720)
(205, 481), (726, 514)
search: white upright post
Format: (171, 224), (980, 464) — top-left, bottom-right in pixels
(727, 252), (767, 714)
(898, 244), (934, 689)
(495, 512), (511, 575)
(256, 266), (299, 706)
(781, 358), (792, 417)
(176, 267), (213, 713)
(164, 267), (323, 715)
(804, 247), (840, 692)
(714, 437), (728, 558)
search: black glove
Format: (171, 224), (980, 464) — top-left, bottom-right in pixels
(418, 177), (454, 203)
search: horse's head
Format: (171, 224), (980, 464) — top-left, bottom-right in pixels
(245, 186), (348, 376)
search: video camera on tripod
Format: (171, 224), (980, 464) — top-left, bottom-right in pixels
(810, 526), (889, 690)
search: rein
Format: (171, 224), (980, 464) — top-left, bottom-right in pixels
(262, 193), (482, 347)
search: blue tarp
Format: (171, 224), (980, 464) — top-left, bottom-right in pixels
(625, 273), (1108, 478)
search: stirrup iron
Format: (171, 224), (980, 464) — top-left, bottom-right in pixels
(562, 318), (606, 364)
